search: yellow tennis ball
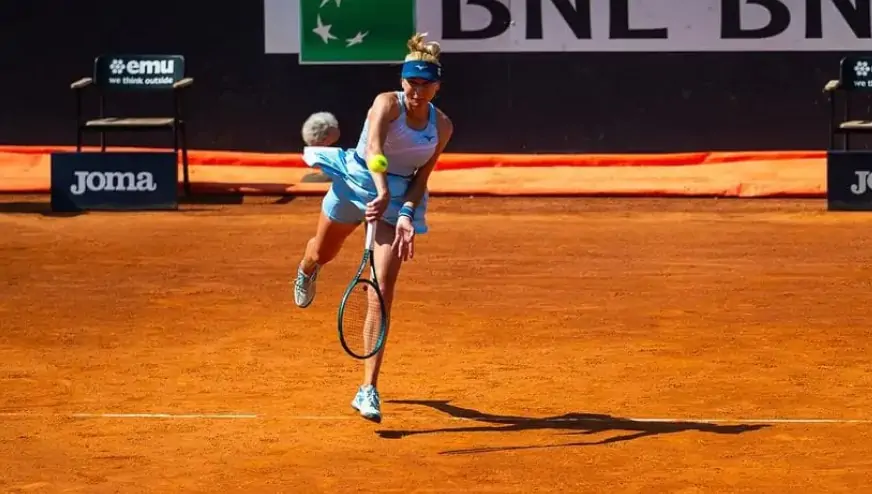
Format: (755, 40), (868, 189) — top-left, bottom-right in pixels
(368, 154), (389, 173)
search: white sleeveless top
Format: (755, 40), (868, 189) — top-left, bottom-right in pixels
(354, 92), (439, 178)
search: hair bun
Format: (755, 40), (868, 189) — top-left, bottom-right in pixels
(406, 32), (441, 62)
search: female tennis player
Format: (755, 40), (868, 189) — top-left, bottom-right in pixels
(294, 33), (454, 423)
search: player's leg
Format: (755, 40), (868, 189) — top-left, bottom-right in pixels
(365, 219), (404, 386)
(351, 220), (404, 422)
(294, 185), (362, 308)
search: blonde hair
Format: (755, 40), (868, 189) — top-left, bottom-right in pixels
(404, 32), (442, 65)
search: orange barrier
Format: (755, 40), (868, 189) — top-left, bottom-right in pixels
(0, 145), (828, 197)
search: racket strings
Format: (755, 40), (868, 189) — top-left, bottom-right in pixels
(340, 280), (384, 357)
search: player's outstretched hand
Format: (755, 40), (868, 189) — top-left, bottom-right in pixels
(392, 217), (415, 262)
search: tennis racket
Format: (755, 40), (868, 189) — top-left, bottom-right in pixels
(337, 220), (388, 359)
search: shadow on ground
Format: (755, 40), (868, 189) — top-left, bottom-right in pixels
(0, 201), (85, 217)
(0, 191), (299, 215)
(377, 400), (770, 455)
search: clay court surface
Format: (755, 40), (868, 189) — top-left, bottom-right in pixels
(2, 195), (872, 493)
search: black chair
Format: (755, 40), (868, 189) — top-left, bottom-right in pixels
(71, 54), (193, 195)
(824, 55), (872, 151)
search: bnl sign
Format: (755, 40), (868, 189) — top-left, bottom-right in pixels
(439, 0), (872, 51)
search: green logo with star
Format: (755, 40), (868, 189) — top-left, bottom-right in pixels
(299, 0), (417, 65)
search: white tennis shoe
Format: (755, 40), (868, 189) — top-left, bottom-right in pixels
(293, 264), (320, 308)
(351, 384), (382, 423)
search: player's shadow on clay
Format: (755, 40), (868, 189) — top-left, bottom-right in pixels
(376, 400), (769, 455)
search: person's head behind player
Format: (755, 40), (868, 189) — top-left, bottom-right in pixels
(400, 33), (442, 112)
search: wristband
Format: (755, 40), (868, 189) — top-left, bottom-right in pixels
(398, 205), (415, 220)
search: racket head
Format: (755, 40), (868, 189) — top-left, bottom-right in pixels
(337, 277), (388, 360)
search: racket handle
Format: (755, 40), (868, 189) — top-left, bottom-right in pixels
(364, 220), (376, 250)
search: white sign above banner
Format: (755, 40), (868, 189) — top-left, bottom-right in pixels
(265, 0), (872, 55)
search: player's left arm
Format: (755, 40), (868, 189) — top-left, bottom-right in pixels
(402, 109), (454, 209)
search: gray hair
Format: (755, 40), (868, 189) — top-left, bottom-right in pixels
(301, 111), (340, 146)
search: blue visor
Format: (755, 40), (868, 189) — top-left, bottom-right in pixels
(401, 61), (442, 82)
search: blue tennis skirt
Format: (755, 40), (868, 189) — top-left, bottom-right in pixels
(302, 146), (429, 234)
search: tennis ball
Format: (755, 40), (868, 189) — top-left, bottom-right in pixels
(368, 154), (389, 173)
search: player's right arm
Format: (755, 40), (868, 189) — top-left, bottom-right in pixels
(364, 92), (400, 199)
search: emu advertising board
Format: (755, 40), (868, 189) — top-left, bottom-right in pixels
(265, 0), (872, 61)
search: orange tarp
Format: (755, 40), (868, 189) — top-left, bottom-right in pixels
(0, 145), (828, 197)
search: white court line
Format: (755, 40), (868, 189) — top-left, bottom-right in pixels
(0, 412), (871, 424)
(0, 412), (258, 419)
(72, 413), (259, 419)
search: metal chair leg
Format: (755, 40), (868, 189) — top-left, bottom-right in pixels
(179, 123), (190, 196)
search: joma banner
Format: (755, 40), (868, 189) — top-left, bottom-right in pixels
(265, 0), (872, 57)
(50, 152), (179, 212)
(826, 151), (872, 211)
